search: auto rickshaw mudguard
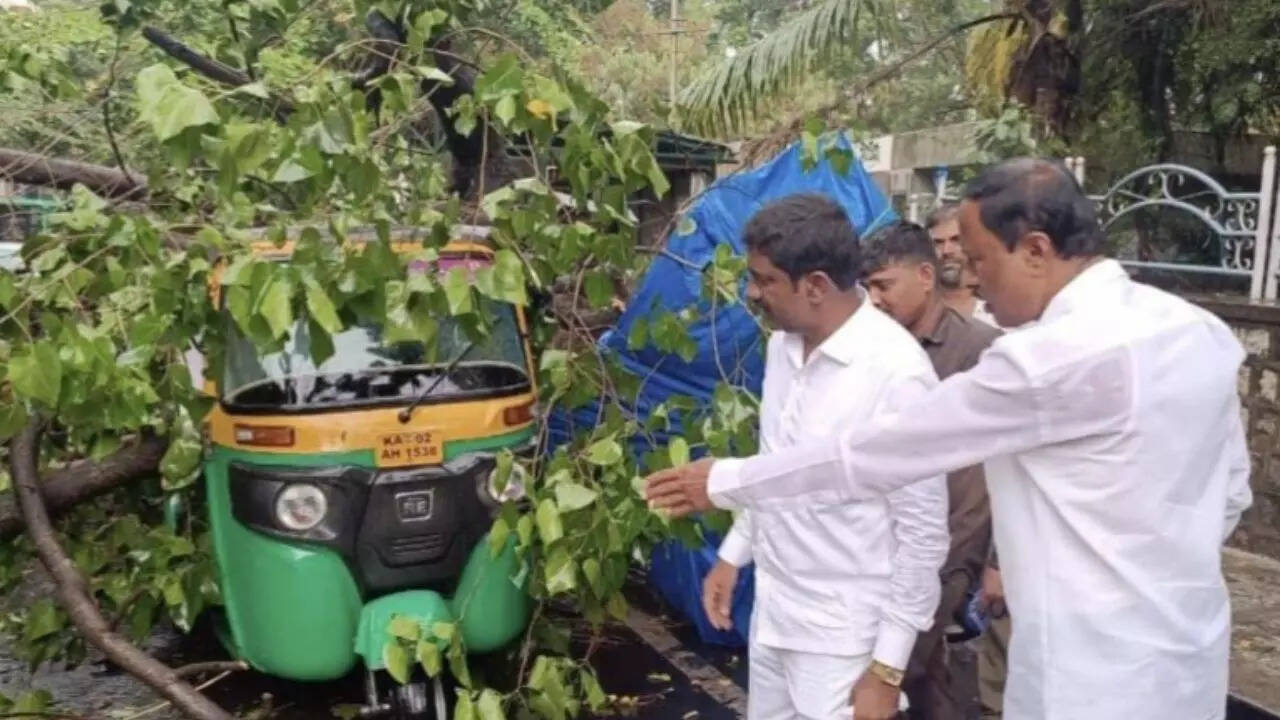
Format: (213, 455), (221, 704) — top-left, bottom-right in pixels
(205, 445), (368, 681)
(355, 536), (529, 669)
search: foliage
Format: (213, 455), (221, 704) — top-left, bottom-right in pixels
(0, 1), (763, 717)
(678, 0), (887, 135)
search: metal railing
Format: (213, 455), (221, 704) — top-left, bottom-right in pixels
(900, 149), (1280, 300)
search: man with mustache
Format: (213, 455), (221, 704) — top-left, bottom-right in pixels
(700, 192), (949, 720)
(927, 204), (997, 328)
(648, 158), (1253, 720)
(859, 221), (1000, 720)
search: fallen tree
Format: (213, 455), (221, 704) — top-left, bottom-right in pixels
(10, 422), (233, 720)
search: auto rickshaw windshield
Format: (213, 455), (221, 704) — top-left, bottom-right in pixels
(221, 299), (529, 412)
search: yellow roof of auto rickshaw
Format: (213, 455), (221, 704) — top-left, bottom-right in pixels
(240, 224), (495, 261)
(208, 225), (497, 299)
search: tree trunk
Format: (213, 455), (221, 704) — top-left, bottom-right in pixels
(0, 148), (146, 200)
(1006, 0), (1083, 140)
(10, 423), (234, 720)
(0, 432), (168, 541)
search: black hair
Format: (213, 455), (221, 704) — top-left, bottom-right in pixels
(858, 221), (938, 278)
(924, 203), (959, 230)
(742, 193), (861, 290)
(961, 157), (1104, 258)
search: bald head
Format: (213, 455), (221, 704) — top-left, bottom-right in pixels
(961, 157), (1103, 259)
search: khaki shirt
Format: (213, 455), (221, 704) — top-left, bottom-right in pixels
(917, 301), (1001, 587)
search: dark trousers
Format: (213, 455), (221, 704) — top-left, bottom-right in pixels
(903, 573), (972, 720)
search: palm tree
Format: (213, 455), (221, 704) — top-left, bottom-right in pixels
(679, 0), (1082, 140)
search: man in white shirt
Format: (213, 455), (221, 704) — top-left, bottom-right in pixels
(699, 193), (949, 720)
(647, 159), (1254, 720)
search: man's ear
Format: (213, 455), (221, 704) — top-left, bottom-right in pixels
(918, 261), (936, 287)
(802, 271), (837, 302)
(1017, 231), (1055, 274)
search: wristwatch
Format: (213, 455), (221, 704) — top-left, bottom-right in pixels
(867, 660), (905, 688)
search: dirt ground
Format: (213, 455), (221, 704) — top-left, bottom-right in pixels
(1226, 548), (1280, 712)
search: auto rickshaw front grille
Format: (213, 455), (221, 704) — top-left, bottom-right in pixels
(388, 533), (447, 562)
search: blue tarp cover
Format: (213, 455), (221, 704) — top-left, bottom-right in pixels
(550, 136), (895, 646)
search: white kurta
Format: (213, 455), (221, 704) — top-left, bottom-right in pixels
(709, 260), (1253, 720)
(718, 302), (950, 671)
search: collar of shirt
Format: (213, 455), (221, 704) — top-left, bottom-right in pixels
(915, 298), (952, 347)
(781, 296), (874, 370)
(1039, 258), (1128, 323)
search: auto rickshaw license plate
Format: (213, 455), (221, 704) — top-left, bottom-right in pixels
(376, 430), (442, 467)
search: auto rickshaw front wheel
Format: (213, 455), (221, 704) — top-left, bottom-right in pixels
(362, 668), (451, 719)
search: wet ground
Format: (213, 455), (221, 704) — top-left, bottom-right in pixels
(3, 552), (1280, 719)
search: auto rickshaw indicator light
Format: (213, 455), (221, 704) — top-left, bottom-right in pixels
(503, 401), (535, 426)
(234, 424), (296, 447)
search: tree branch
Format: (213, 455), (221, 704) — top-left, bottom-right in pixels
(0, 432), (168, 541)
(0, 147), (147, 200)
(141, 26), (294, 121)
(9, 422), (234, 720)
(174, 660), (250, 679)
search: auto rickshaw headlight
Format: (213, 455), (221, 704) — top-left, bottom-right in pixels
(485, 462), (528, 504)
(274, 483), (327, 531)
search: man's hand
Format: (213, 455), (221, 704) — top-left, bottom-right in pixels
(979, 566), (1006, 618)
(644, 457), (715, 517)
(702, 560), (738, 631)
(850, 668), (901, 720)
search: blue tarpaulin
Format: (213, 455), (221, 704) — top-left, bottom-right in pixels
(548, 136), (895, 646)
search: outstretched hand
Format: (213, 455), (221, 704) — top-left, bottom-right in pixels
(644, 457), (716, 518)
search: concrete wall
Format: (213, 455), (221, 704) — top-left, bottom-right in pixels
(1195, 296), (1280, 560)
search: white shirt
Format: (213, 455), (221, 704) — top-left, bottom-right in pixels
(709, 260), (1253, 720)
(716, 301), (949, 669)
(972, 299), (999, 328)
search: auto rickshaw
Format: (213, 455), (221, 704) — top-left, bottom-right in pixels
(200, 230), (536, 718)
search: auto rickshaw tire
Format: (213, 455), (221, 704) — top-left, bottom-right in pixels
(389, 671), (453, 720)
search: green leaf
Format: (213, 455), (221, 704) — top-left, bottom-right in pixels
(477, 689), (505, 720)
(12, 690), (52, 714)
(489, 517), (511, 557)
(582, 557), (604, 599)
(388, 616), (421, 641)
(383, 640), (411, 685)
(417, 639), (442, 676)
(455, 693), (477, 720)
(259, 276), (294, 339)
(24, 600), (62, 641)
(494, 95), (516, 125)
(159, 411), (202, 490)
(235, 81), (270, 99)
(475, 54), (523, 102)
(544, 546), (577, 595)
(431, 622), (456, 642)
(0, 272), (16, 309)
(606, 592), (628, 621)
(0, 402), (29, 442)
(554, 482), (598, 512)
(304, 279), (342, 334)
(443, 268), (475, 315)
(585, 437), (622, 466)
(581, 669), (608, 711)
(535, 498), (563, 544)
(491, 249), (528, 305)
(10, 342), (61, 407)
(516, 514), (534, 547)
(668, 437), (690, 467)
(135, 64), (220, 141)
(584, 270), (613, 309)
